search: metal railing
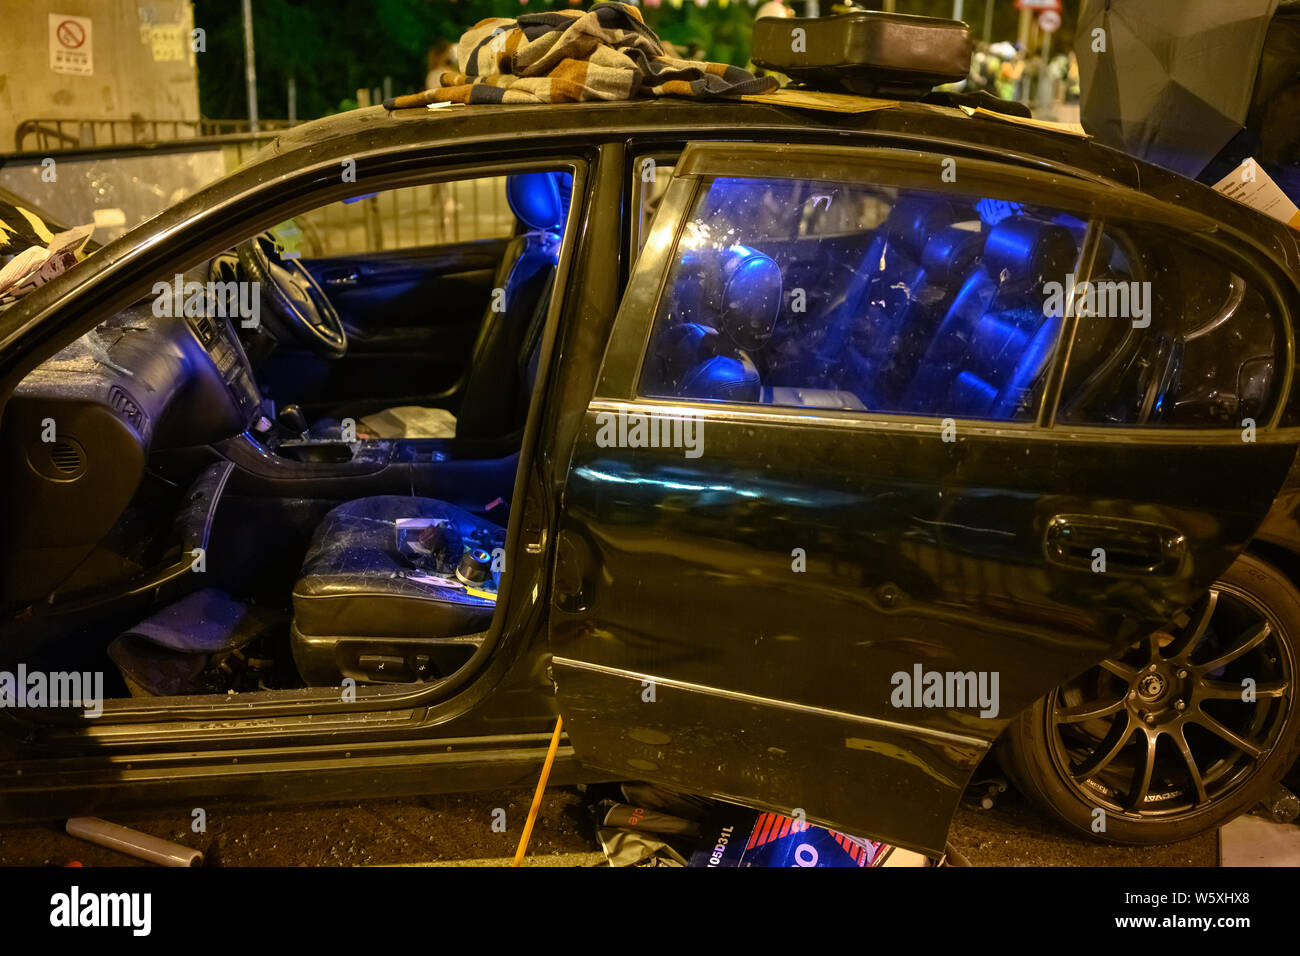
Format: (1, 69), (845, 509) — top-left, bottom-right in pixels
(295, 178), (516, 256)
(14, 116), (296, 153)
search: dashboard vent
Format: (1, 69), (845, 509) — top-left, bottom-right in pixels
(34, 439), (86, 480)
(49, 442), (82, 474)
(108, 384), (145, 431)
(28, 436), (87, 481)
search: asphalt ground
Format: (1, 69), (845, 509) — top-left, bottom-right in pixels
(0, 780), (1217, 867)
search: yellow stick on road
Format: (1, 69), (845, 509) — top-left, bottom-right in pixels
(512, 715), (564, 867)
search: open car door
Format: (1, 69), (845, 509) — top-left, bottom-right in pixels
(548, 142), (1300, 855)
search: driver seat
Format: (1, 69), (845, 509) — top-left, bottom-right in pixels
(290, 495), (505, 685)
(316, 171), (570, 439)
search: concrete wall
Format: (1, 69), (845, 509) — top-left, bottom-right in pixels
(0, 0), (200, 151)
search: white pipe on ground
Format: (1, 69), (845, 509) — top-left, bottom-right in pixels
(66, 817), (203, 867)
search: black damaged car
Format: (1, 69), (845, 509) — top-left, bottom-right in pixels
(2, 15), (1300, 856)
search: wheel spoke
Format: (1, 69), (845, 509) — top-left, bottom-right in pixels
(1200, 620), (1271, 673)
(1189, 710), (1264, 760)
(1167, 590), (1218, 660)
(1171, 726), (1209, 805)
(1201, 678), (1289, 700)
(1055, 696), (1127, 724)
(1124, 730), (1158, 812)
(1071, 714), (1135, 780)
(1098, 658), (1138, 682)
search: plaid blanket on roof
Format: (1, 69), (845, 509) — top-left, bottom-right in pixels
(386, 2), (777, 107)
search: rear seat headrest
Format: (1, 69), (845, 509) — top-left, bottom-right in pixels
(922, 225), (984, 282)
(982, 216), (1077, 283)
(721, 250), (783, 351)
(886, 198), (964, 258)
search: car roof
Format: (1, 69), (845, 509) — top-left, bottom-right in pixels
(265, 95), (1049, 156)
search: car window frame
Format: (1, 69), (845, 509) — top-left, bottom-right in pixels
(621, 142), (687, 291)
(613, 145), (1114, 435)
(595, 141), (1297, 442)
(628, 151), (678, 256)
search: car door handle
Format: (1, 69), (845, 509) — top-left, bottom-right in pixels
(1044, 514), (1187, 575)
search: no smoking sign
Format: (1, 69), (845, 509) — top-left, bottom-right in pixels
(49, 13), (93, 77)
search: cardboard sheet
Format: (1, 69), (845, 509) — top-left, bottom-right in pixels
(742, 88), (901, 114)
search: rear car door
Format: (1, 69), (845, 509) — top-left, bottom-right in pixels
(549, 142), (1300, 854)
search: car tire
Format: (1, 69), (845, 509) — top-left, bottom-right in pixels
(999, 552), (1300, 845)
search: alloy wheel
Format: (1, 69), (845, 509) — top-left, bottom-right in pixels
(1045, 584), (1294, 819)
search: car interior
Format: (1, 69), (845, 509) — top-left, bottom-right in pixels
(644, 179), (1089, 418)
(642, 177), (1278, 429)
(0, 168), (575, 700)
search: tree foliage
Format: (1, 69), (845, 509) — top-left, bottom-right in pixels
(195, 0), (540, 120)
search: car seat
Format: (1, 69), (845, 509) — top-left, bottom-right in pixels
(645, 243), (783, 402)
(290, 495), (505, 685)
(902, 215), (1077, 419)
(315, 171), (570, 440)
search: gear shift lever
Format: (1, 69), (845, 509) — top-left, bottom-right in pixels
(278, 403), (309, 435)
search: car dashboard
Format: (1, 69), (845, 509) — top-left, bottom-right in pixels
(0, 275), (262, 611)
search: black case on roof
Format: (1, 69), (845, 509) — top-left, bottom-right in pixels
(752, 11), (973, 98)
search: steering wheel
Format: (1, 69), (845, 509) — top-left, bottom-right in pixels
(237, 233), (347, 359)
